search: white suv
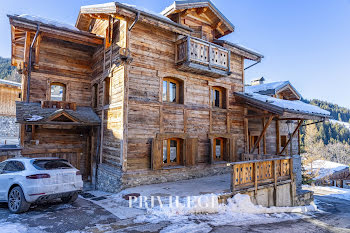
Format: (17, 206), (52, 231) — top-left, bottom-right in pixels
(0, 158), (83, 213)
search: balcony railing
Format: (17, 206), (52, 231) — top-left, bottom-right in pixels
(41, 100), (77, 111)
(175, 36), (231, 78)
(228, 155), (293, 193)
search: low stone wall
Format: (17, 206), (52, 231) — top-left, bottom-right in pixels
(0, 116), (19, 138)
(295, 190), (314, 206)
(219, 181), (295, 207)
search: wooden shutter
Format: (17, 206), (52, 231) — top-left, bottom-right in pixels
(151, 138), (162, 170)
(209, 138), (214, 164)
(185, 138), (198, 166)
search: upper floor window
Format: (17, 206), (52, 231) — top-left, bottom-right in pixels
(211, 86), (226, 108)
(163, 78), (180, 103)
(162, 138), (181, 166)
(92, 83), (98, 108)
(281, 135), (288, 148)
(104, 78), (111, 106)
(50, 82), (66, 101)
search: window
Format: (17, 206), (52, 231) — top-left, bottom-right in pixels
(213, 138), (224, 161)
(32, 159), (72, 170)
(162, 138), (181, 166)
(163, 78), (180, 103)
(104, 77), (111, 106)
(3, 161), (25, 174)
(92, 83), (98, 108)
(281, 135), (288, 148)
(0, 162), (6, 174)
(50, 82), (66, 101)
(250, 135), (260, 153)
(211, 87), (225, 108)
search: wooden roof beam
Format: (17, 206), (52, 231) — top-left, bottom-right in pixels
(196, 7), (208, 16)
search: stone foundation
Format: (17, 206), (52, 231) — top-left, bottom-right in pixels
(122, 163), (231, 189)
(96, 162), (231, 192)
(295, 190), (314, 206)
(0, 116), (19, 138)
(293, 155), (302, 192)
(97, 163), (123, 193)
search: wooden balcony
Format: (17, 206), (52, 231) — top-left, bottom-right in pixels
(228, 155), (293, 193)
(175, 36), (231, 78)
(41, 100), (77, 111)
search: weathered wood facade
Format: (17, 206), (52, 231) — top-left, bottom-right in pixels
(9, 1), (329, 194)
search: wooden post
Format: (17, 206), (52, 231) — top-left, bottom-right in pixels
(244, 109), (249, 153)
(254, 162), (258, 195)
(262, 117), (267, 155)
(276, 119), (280, 154)
(290, 158), (295, 206)
(231, 165), (235, 193)
(298, 128), (301, 155)
(273, 160), (278, 206)
(99, 80), (106, 164)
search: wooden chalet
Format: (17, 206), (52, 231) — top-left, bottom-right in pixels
(8, 0), (330, 203)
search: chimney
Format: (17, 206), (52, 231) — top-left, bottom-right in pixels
(251, 77), (265, 86)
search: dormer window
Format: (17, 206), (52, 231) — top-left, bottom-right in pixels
(50, 82), (66, 101)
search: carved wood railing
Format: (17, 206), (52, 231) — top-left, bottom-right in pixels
(176, 36), (230, 72)
(41, 101), (77, 111)
(228, 156), (293, 194)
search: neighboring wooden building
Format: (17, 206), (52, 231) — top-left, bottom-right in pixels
(8, 0), (330, 201)
(0, 79), (21, 141)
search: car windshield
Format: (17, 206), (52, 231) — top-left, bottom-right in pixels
(32, 159), (73, 170)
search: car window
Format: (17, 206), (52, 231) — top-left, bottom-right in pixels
(32, 160), (73, 170)
(0, 162), (7, 174)
(3, 161), (25, 174)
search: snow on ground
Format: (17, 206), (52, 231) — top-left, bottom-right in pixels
(329, 119), (350, 131)
(83, 188), (317, 232)
(0, 219), (31, 233)
(305, 160), (348, 179)
(304, 185), (350, 201)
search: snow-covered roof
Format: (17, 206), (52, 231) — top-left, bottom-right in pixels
(245, 81), (301, 99)
(161, 0), (235, 32)
(235, 91), (330, 117)
(17, 14), (79, 32)
(0, 79), (21, 87)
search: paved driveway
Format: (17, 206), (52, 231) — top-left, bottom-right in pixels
(1, 193), (350, 233)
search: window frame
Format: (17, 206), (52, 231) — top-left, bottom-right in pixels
(50, 82), (66, 102)
(104, 77), (111, 106)
(163, 78), (180, 104)
(3, 161), (25, 174)
(250, 135), (260, 153)
(162, 138), (181, 166)
(280, 135), (288, 148)
(211, 86), (223, 108)
(213, 137), (224, 161)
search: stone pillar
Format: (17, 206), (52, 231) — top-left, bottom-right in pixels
(293, 154), (302, 192)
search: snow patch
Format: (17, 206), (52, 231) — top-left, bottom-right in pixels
(329, 119), (350, 131)
(304, 185), (350, 201)
(18, 14), (78, 31)
(25, 115), (43, 122)
(0, 222), (28, 233)
(305, 160), (349, 180)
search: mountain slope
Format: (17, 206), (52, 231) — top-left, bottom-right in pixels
(0, 57), (21, 82)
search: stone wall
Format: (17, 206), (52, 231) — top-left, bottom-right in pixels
(0, 116), (19, 138)
(293, 155), (302, 192)
(97, 163), (123, 193)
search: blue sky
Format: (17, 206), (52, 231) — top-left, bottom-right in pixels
(1, 0), (349, 107)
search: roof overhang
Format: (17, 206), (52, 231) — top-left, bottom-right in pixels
(76, 2), (192, 35)
(214, 40), (263, 62)
(162, 0), (234, 36)
(8, 15), (103, 47)
(234, 92), (330, 120)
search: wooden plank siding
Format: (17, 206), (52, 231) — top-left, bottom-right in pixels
(125, 21), (245, 171)
(0, 84), (21, 116)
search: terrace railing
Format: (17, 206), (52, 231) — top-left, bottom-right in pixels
(228, 156), (294, 194)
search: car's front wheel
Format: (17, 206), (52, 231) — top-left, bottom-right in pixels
(61, 192), (78, 204)
(8, 186), (31, 214)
